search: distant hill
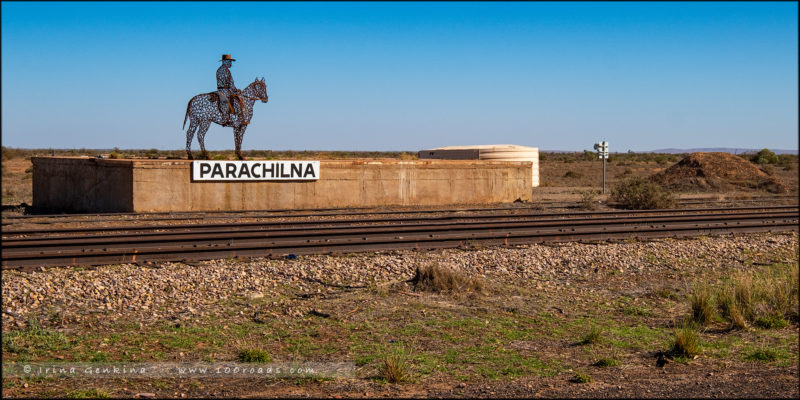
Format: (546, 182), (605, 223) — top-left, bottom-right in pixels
(541, 148), (797, 155)
(649, 148), (797, 155)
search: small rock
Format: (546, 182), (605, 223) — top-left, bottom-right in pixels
(135, 393), (156, 399)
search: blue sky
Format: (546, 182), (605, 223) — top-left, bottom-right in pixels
(1, 1), (797, 152)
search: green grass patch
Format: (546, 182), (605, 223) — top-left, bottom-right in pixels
(88, 351), (108, 362)
(571, 373), (593, 383)
(754, 314), (788, 329)
(65, 389), (110, 399)
(579, 325), (602, 345)
(237, 349), (271, 363)
(592, 357), (620, 367)
(2, 320), (75, 359)
(745, 348), (779, 362)
(605, 324), (667, 350)
(621, 305), (653, 317)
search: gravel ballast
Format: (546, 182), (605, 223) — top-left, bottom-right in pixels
(2, 232), (797, 330)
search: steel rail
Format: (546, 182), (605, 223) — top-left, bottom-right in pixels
(3, 205), (796, 237)
(2, 210), (797, 247)
(3, 196), (795, 225)
(6, 216), (796, 257)
(1, 211), (796, 269)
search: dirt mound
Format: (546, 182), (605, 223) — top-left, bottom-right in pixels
(650, 152), (787, 193)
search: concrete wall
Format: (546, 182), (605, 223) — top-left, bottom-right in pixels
(32, 157), (533, 213)
(32, 157), (134, 213)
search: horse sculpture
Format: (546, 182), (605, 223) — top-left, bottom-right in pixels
(183, 77), (269, 160)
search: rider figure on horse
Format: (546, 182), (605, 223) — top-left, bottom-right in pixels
(217, 54), (243, 125)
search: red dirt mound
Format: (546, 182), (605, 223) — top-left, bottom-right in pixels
(650, 152), (787, 193)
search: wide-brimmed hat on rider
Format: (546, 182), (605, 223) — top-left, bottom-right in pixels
(219, 54), (236, 62)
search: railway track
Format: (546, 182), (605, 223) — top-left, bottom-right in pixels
(2, 206), (797, 269)
(2, 195), (795, 226)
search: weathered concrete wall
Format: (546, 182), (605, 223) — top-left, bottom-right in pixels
(32, 157), (134, 213)
(32, 157), (532, 213)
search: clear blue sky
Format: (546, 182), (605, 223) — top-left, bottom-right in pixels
(2, 1), (797, 152)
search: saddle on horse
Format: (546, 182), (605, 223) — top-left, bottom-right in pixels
(210, 90), (245, 123)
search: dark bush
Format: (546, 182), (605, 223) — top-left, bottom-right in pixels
(777, 154), (796, 170)
(752, 149), (779, 165)
(581, 150), (596, 161)
(610, 177), (676, 210)
(577, 190), (598, 211)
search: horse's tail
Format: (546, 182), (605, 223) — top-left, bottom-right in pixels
(182, 98), (192, 130)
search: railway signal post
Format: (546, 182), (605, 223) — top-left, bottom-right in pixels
(594, 141), (609, 194)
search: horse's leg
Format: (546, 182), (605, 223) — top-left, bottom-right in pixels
(185, 120), (198, 160)
(197, 121), (212, 160)
(234, 126), (246, 160)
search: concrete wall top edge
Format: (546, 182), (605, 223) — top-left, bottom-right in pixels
(32, 157), (531, 168)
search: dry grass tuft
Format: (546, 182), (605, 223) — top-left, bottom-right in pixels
(411, 264), (486, 295)
(669, 325), (700, 358)
(690, 283), (716, 326)
(733, 274), (755, 321)
(379, 353), (408, 383)
(712, 266), (799, 329)
(579, 325), (602, 345)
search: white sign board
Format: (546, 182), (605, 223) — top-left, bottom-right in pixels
(191, 161), (320, 181)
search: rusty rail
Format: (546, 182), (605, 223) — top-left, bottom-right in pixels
(2, 196), (796, 226)
(2, 208), (796, 269)
(3, 205), (796, 237)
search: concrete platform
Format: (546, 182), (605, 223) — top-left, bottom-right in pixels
(32, 157), (533, 213)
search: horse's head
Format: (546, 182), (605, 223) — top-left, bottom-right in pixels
(252, 77), (268, 103)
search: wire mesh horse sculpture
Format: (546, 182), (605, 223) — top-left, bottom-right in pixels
(183, 78), (269, 160)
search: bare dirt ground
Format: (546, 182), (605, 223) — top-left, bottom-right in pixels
(2, 149), (798, 398)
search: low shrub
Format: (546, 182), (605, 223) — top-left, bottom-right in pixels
(564, 170), (582, 179)
(610, 177), (675, 210)
(577, 190), (598, 211)
(751, 148), (779, 165)
(777, 154), (796, 170)
(616, 168), (633, 178)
